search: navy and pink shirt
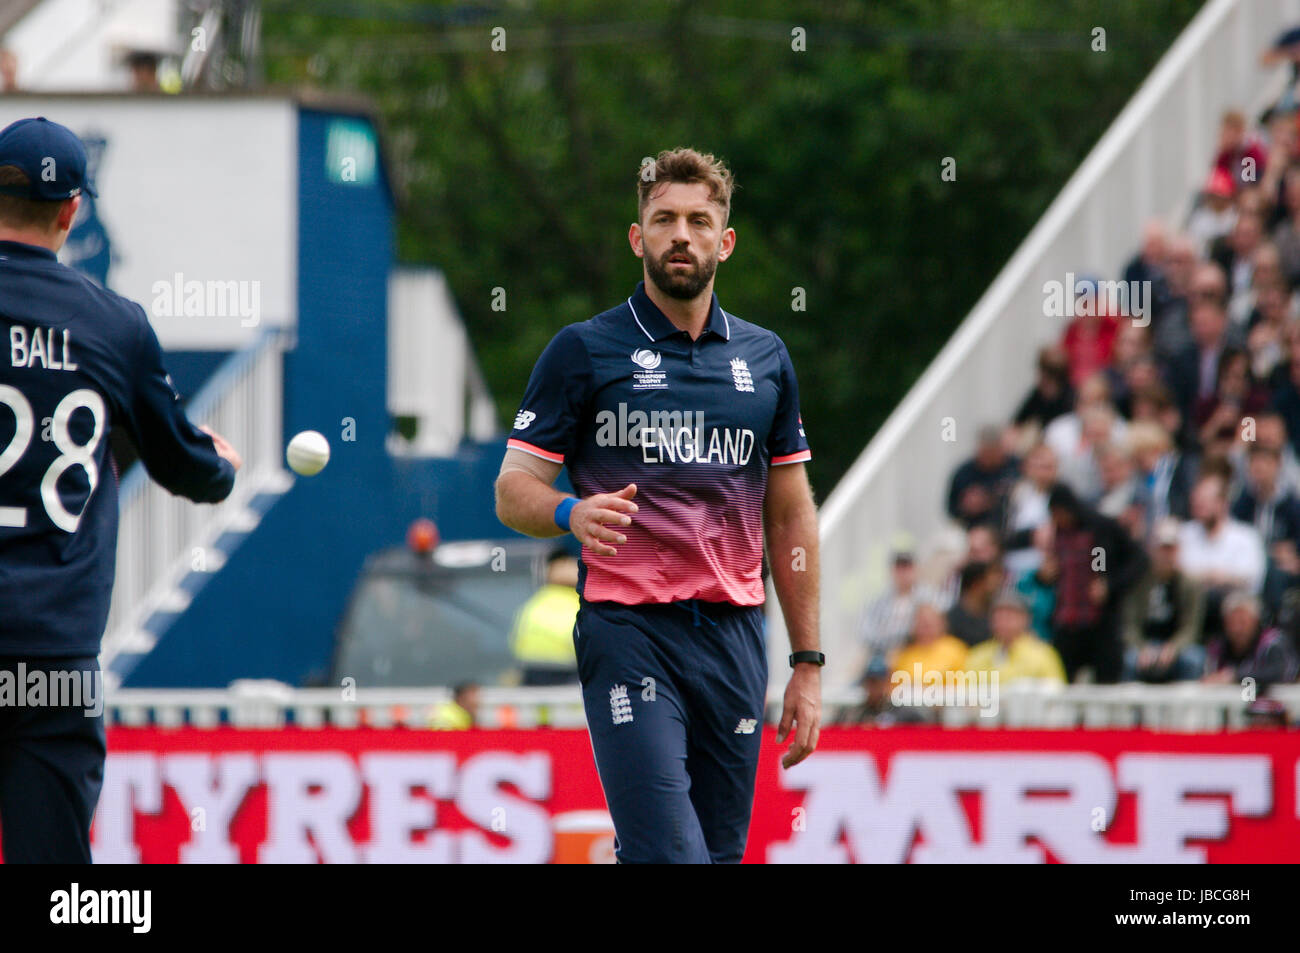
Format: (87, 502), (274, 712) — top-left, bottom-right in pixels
(507, 281), (811, 606)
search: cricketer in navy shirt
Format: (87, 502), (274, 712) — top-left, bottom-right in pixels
(497, 152), (823, 860)
(0, 127), (237, 658)
(507, 279), (811, 606)
(0, 241), (236, 655)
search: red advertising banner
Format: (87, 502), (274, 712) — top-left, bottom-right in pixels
(56, 727), (1300, 863)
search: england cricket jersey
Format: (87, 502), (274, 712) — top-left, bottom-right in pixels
(0, 240), (235, 656)
(508, 281), (811, 605)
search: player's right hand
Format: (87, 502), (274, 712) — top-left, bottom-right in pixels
(571, 484), (638, 556)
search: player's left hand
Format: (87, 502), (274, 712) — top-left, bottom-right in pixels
(199, 424), (243, 471)
(777, 663), (821, 769)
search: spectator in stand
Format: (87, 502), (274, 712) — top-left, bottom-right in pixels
(1215, 109), (1269, 192)
(1236, 410), (1300, 496)
(1247, 243), (1290, 316)
(1014, 527), (1058, 643)
(1044, 373), (1128, 465)
(1245, 274), (1291, 383)
(1186, 167), (1238, 255)
(837, 656), (929, 726)
(1153, 236), (1200, 362)
(1103, 321), (1155, 418)
(927, 523), (1006, 614)
(946, 424), (1018, 528)
(1164, 263), (1238, 423)
(1269, 321), (1300, 456)
(966, 522), (1005, 572)
(1231, 443), (1300, 541)
(966, 592), (1067, 685)
(1129, 416), (1196, 538)
(1114, 354), (1162, 421)
(428, 682), (481, 730)
(1262, 113), (1300, 224)
(1005, 442), (1058, 577)
(1121, 519), (1206, 682)
(1123, 221), (1171, 315)
(1057, 403), (1118, 504)
(1204, 590), (1300, 687)
(1200, 421), (1241, 490)
(1272, 165), (1300, 286)
(1132, 381), (1195, 452)
(1179, 472), (1267, 640)
(1198, 452), (1236, 490)
(946, 560), (997, 648)
(1211, 212), (1264, 327)
(126, 50), (162, 94)
(1061, 277), (1120, 389)
(1263, 26), (1300, 114)
(1013, 346), (1074, 437)
(857, 547), (934, 666)
(1041, 482), (1149, 683)
(1194, 348), (1270, 446)
(892, 602), (969, 683)
(1231, 443), (1300, 613)
(1096, 442), (1142, 534)
(1238, 180), (1270, 223)
(1129, 381), (1169, 426)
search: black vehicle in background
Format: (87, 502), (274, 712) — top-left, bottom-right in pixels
(330, 537), (567, 688)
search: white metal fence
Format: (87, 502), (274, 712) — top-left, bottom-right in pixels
(103, 682), (1300, 733)
(787, 0), (1300, 689)
(102, 329), (290, 668)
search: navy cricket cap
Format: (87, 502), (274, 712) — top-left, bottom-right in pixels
(0, 117), (97, 200)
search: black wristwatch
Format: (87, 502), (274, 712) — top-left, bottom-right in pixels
(789, 651), (825, 668)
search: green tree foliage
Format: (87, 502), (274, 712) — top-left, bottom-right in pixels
(263, 0), (1199, 495)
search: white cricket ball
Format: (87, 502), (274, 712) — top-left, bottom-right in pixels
(286, 430), (330, 476)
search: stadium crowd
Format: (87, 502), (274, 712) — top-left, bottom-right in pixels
(853, 65), (1300, 718)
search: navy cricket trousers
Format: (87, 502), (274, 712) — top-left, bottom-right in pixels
(574, 598), (768, 864)
(0, 656), (105, 864)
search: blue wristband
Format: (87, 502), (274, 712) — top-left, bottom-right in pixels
(554, 497), (578, 532)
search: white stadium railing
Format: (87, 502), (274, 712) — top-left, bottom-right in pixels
(782, 0), (1300, 689)
(103, 682), (1300, 733)
(101, 329), (292, 679)
(387, 267), (499, 458)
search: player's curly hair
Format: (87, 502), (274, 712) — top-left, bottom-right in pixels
(636, 148), (735, 226)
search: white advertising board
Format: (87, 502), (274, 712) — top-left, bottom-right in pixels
(0, 96), (297, 349)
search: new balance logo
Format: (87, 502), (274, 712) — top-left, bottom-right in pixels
(513, 410), (536, 430)
(734, 718), (758, 734)
(610, 684), (633, 725)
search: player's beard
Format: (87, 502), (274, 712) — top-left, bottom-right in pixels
(645, 245), (718, 300)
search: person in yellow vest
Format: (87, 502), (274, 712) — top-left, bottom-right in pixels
(429, 682), (480, 730)
(967, 592), (1067, 684)
(512, 550), (580, 685)
(891, 602), (969, 682)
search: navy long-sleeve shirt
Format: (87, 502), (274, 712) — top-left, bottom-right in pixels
(0, 240), (235, 656)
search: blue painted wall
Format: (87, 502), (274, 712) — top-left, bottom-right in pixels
(163, 351), (232, 400)
(125, 108), (513, 688)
